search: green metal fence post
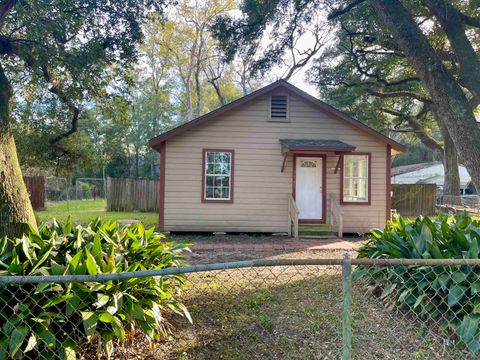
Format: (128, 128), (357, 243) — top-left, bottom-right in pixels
(342, 253), (352, 360)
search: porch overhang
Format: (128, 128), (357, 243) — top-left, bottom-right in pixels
(280, 139), (356, 172)
(280, 139), (356, 154)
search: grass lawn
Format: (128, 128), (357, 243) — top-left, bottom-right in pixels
(36, 199), (159, 228)
(151, 265), (453, 360)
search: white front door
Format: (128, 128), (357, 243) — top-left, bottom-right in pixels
(295, 157), (323, 220)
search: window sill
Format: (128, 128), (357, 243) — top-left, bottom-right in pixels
(267, 118), (290, 123)
(341, 200), (371, 205)
(201, 198), (234, 204)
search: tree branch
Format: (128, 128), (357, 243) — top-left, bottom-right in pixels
(367, 89), (432, 103)
(41, 65), (80, 145)
(328, 0), (366, 20)
(0, 0), (16, 28)
(382, 107), (444, 158)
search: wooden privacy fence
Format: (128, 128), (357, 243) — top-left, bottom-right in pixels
(24, 176), (45, 210)
(391, 184), (436, 216)
(107, 178), (158, 212)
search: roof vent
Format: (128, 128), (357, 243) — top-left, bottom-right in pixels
(271, 95), (288, 119)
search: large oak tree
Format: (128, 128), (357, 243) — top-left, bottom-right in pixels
(0, 0), (165, 237)
(310, 4), (462, 201)
(215, 0), (480, 194)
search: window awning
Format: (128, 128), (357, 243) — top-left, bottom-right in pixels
(279, 139), (356, 154)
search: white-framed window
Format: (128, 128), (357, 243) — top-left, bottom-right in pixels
(343, 154), (369, 203)
(203, 150), (233, 202)
(269, 94), (289, 121)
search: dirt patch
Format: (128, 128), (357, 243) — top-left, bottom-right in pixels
(170, 234), (365, 264)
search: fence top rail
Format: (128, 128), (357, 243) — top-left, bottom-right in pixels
(1, 258), (480, 284)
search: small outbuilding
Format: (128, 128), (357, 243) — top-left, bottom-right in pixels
(391, 162), (475, 195)
(149, 80), (405, 235)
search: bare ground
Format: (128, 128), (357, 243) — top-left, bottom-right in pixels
(94, 236), (463, 359)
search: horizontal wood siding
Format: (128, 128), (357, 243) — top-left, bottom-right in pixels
(164, 91), (387, 233)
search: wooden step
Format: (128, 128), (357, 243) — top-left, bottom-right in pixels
(298, 223), (336, 238)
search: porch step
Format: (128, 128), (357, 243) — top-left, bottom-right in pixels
(298, 224), (337, 238)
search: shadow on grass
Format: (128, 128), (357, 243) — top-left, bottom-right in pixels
(154, 267), (452, 360)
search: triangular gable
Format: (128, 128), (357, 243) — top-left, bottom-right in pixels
(148, 80), (406, 153)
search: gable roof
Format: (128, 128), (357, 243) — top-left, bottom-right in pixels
(148, 80), (406, 152)
(391, 162), (443, 176)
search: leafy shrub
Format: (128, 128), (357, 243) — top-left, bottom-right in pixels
(79, 181), (92, 199)
(0, 218), (190, 359)
(355, 212), (480, 353)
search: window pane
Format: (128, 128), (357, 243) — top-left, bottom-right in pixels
(206, 163), (214, 174)
(221, 176), (230, 187)
(206, 187), (214, 199)
(214, 176), (223, 187)
(206, 176), (214, 187)
(204, 151), (232, 200)
(222, 188), (230, 199)
(343, 155), (368, 202)
(207, 152), (215, 164)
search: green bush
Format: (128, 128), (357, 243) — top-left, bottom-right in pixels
(355, 212), (480, 353)
(79, 181), (92, 199)
(0, 218), (191, 359)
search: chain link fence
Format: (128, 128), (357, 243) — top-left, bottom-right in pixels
(2, 258), (480, 359)
(45, 177), (71, 202)
(437, 195), (480, 217)
(75, 178), (106, 200)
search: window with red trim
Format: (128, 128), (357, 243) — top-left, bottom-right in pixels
(343, 154), (369, 203)
(203, 150), (234, 202)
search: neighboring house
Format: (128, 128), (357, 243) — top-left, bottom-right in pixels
(149, 80), (405, 235)
(391, 162), (475, 195)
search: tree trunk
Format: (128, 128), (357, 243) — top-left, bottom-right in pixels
(437, 118), (461, 205)
(421, 0), (480, 102)
(0, 64), (36, 237)
(371, 0), (480, 193)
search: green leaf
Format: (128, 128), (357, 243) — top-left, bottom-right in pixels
(469, 238), (480, 259)
(69, 251), (83, 272)
(437, 273), (450, 291)
(380, 283), (396, 299)
(111, 316), (126, 340)
(9, 326), (28, 356)
(81, 311), (98, 339)
(38, 327), (56, 348)
(457, 315), (480, 353)
(93, 294), (109, 308)
(75, 228), (83, 249)
(92, 233), (102, 263)
(0, 337), (8, 360)
(98, 312), (114, 323)
(64, 216), (73, 234)
(64, 346), (76, 360)
(413, 294), (425, 309)
(448, 285), (467, 307)
(21, 236), (33, 263)
(30, 246), (53, 273)
(472, 281), (480, 295)
(84, 248), (98, 275)
(24, 334), (37, 353)
(452, 272), (467, 283)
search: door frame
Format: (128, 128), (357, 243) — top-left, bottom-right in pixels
(292, 154), (327, 224)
